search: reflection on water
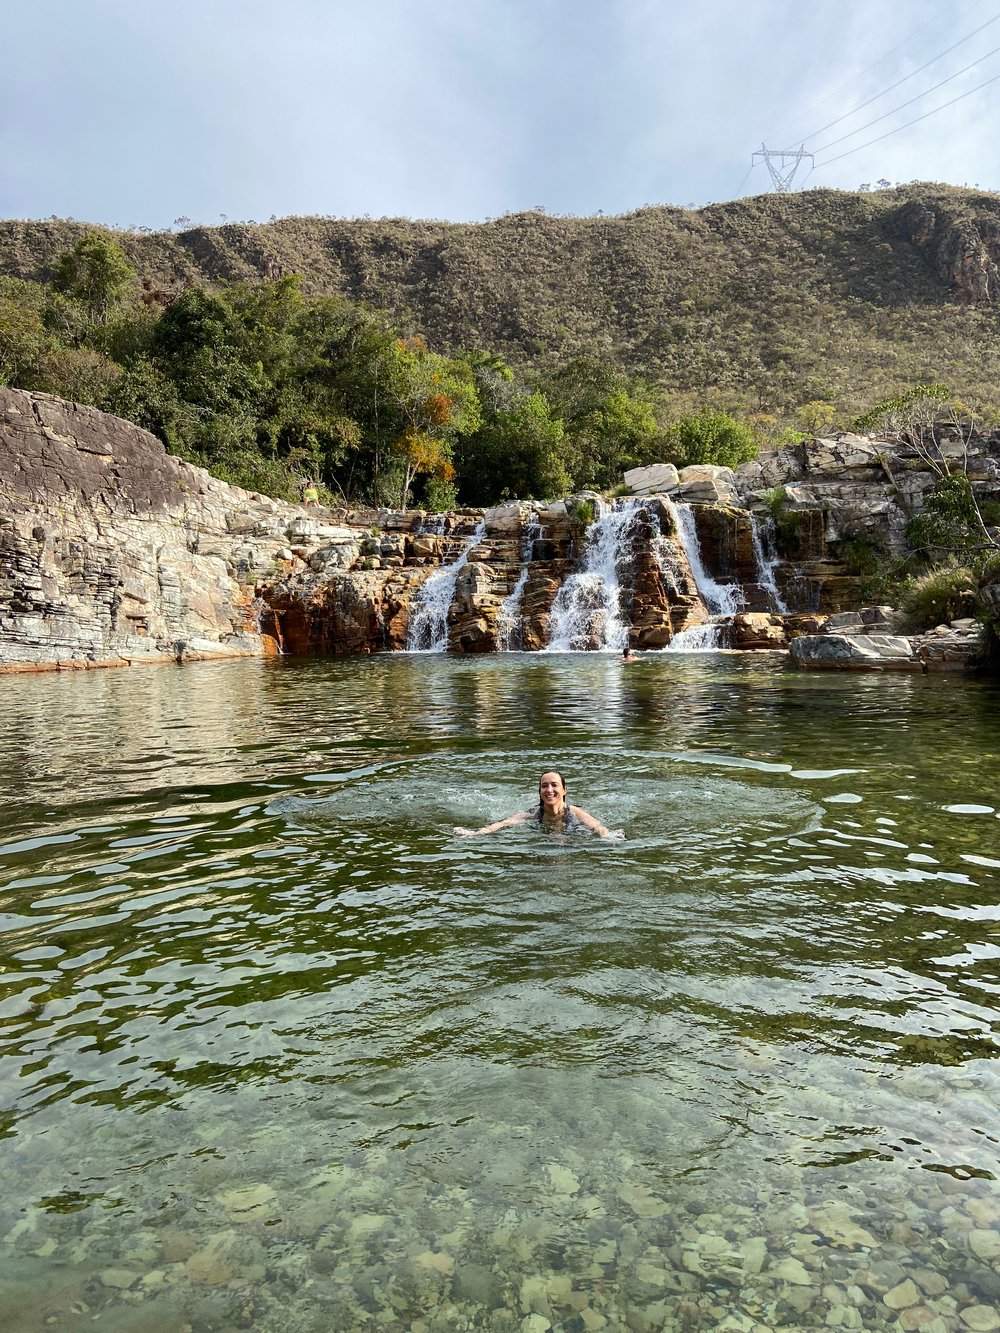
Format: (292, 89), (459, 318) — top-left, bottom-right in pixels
(1, 656), (999, 1331)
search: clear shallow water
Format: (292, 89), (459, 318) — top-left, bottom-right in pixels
(1, 655), (999, 1332)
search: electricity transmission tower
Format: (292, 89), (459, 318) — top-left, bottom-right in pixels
(752, 144), (814, 192)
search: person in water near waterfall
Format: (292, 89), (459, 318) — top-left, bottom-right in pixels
(622, 646), (636, 662)
(454, 771), (622, 839)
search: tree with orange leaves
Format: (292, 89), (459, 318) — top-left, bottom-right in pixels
(385, 336), (480, 508)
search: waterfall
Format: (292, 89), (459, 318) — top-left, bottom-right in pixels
(651, 535), (679, 595)
(663, 499), (743, 652)
(749, 514), (788, 613)
(496, 517), (541, 651)
(545, 499), (643, 652)
(406, 520), (486, 652)
(668, 501), (745, 616)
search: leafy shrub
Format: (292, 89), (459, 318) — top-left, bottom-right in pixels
(906, 474), (983, 561)
(665, 409), (759, 470)
(899, 564), (979, 630)
(569, 497), (598, 527)
(837, 535), (883, 576)
(422, 477), (458, 512)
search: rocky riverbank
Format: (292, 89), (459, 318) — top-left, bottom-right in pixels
(2, 386), (999, 672)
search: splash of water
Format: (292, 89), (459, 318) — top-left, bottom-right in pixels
(668, 621), (724, 651)
(496, 517), (541, 651)
(406, 520), (486, 652)
(545, 499), (643, 652)
(749, 513), (788, 613)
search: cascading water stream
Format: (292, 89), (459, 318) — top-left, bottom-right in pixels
(749, 513), (788, 613)
(496, 517), (541, 651)
(406, 520), (486, 652)
(545, 499), (643, 652)
(651, 536), (679, 596)
(663, 499), (744, 651)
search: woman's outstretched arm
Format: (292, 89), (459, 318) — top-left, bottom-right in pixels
(571, 806), (623, 839)
(454, 811), (531, 837)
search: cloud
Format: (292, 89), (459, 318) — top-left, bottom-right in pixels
(1, 0), (996, 227)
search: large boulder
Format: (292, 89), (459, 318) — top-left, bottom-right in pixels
(623, 463), (680, 495)
(677, 464), (736, 484)
(790, 633), (916, 670)
(802, 435), (883, 476)
(731, 613), (787, 649)
(823, 605), (898, 635)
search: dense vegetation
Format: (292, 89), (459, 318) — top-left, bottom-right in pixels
(2, 183), (1000, 509)
(0, 234), (755, 507)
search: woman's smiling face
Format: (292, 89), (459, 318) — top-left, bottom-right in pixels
(538, 771), (566, 810)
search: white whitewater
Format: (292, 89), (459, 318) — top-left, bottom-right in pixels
(545, 499), (643, 652)
(749, 513), (788, 613)
(406, 520), (486, 652)
(663, 499), (743, 652)
(651, 536), (679, 595)
(496, 517), (540, 651)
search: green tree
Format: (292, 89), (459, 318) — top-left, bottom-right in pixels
(457, 391), (570, 504)
(795, 399), (837, 435)
(52, 233), (136, 325)
(381, 337), (481, 507)
(665, 408), (759, 470)
(541, 357), (664, 490)
(0, 280), (49, 386)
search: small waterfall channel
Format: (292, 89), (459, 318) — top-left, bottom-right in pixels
(496, 516), (541, 651)
(406, 520), (486, 652)
(664, 500), (742, 651)
(750, 514), (788, 614)
(545, 499), (644, 652)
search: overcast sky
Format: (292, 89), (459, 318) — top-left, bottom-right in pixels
(3, 0), (997, 229)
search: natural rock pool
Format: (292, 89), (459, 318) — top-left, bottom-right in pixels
(2, 655), (999, 1332)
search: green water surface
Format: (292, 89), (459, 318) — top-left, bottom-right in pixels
(1, 654), (999, 1331)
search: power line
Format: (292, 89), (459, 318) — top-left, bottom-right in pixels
(803, 11), (1000, 143)
(814, 67), (1000, 167)
(732, 162), (757, 198)
(766, 0), (963, 143)
(814, 39), (1000, 153)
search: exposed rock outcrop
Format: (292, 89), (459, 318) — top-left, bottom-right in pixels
(887, 200), (1000, 304)
(2, 387), (995, 672)
(790, 633), (918, 671)
(0, 388), (307, 670)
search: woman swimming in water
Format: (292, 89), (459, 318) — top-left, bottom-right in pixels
(454, 770), (621, 838)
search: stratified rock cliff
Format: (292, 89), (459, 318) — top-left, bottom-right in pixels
(0, 387), (358, 669)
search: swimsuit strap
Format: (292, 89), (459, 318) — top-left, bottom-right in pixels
(532, 802), (577, 829)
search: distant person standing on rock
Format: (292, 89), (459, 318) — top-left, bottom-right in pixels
(302, 480), (320, 507)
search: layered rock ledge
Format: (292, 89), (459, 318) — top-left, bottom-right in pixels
(0, 388), (353, 670)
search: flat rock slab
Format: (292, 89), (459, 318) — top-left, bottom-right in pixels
(790, 633), (916, 670)
(623, 463), (680, 495)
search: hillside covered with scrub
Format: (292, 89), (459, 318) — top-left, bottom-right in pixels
(1, 183), (1000, 513)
